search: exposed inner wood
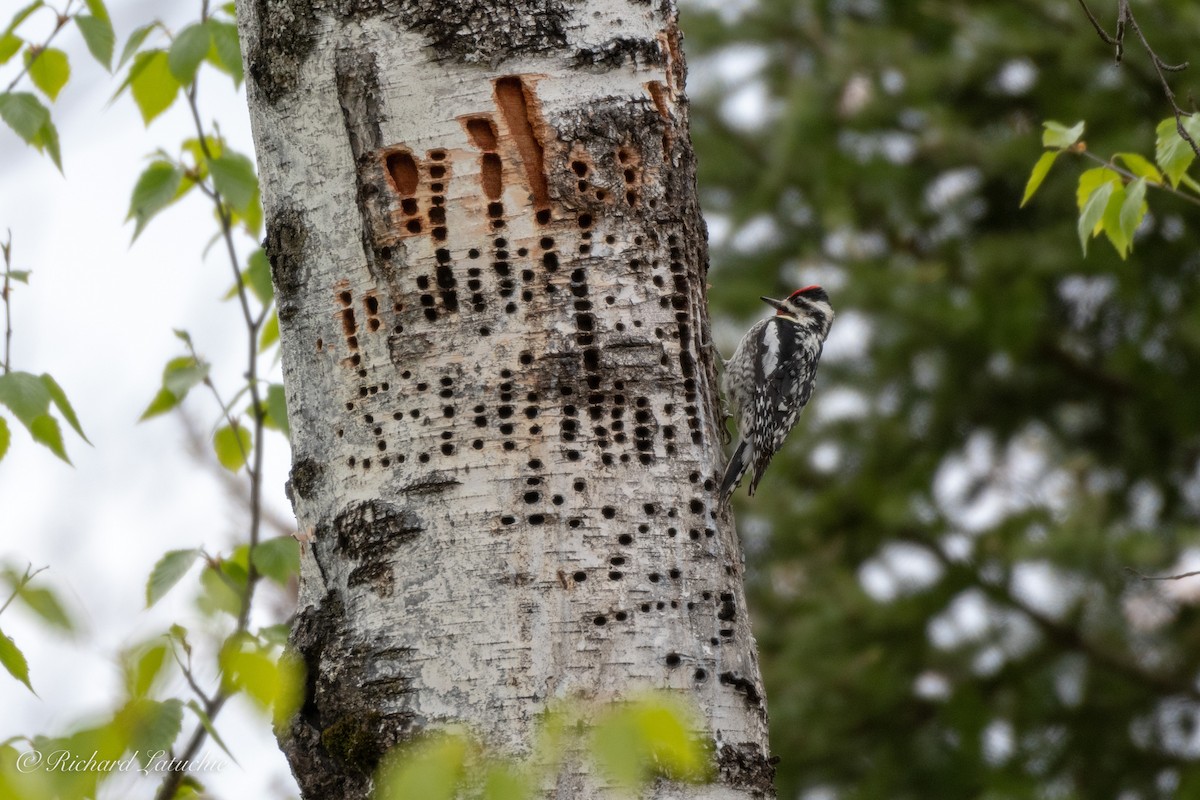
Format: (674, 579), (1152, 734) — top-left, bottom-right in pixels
(494, 76), (550, 210)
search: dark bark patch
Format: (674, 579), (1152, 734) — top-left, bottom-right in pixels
(719, 671), (764, 711)
(572, 37), (664, 70)
(246, 0), (320, 105)
(334, 499), (424, 560)
(716, 741), (777, 798)
(392, 0), (569, 64)
(283, 592), (419, 799)
(336, 48), (385, 160)
(265, 202), (310, 301)
(401, 477), (462, 494)
(320, 711), (388, 774)
(348, 560), (395, 595)
(290, 457), (324, 501)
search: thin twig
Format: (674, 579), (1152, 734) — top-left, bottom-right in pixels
(900, 531), (1200, 701)
(182, 337), (256, 483)
(0, 565), (48, 616)
(1074, 0), (1118, 47)
(4, 1), (76, 94)
(2, 231), (12, 375)
(1075, 0), (1199, 156)
(1125, 567), (1200, 582)
(170, 644), (214, 707)
(1076, 150), (1200, 209)
(156, 53), (270, 800)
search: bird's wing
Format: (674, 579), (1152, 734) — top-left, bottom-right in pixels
(748, 325), (823, 487)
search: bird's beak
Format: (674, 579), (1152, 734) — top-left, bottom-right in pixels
(760, 296), (786, 312)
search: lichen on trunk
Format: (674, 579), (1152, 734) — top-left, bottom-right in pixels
(237, 0), (775, 796)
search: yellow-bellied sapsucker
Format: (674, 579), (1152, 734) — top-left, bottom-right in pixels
(720, 286), (834, 502)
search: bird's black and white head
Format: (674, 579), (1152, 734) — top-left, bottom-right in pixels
(762, 285), (834, 336)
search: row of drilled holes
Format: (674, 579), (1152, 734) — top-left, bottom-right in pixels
(569, 148), (649, 208)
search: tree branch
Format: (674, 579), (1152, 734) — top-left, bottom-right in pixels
(3, 1), (76, 94)
(156, 43), (272, 800)
(2, 231), (12, 375)
(900, 532), (1200, 701)
(1075, 0), (1198, 156)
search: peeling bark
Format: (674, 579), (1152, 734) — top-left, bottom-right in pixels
(238, 0), (774, 796)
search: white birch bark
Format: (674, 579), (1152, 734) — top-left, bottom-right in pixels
(236, 0), (774, 796)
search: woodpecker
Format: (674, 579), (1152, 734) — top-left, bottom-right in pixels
(720, 286), (834, 502)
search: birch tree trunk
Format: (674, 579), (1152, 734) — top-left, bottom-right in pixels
(237, 0), (773, 796)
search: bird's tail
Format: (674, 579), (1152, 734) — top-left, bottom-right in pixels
(720, 440), (750, 504)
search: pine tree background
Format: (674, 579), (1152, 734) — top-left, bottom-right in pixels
(686, 1), (1200, 797)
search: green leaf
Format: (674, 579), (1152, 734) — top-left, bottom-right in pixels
(119, 698), (183, 764)
(127, 50), (179, 125)
(6, 269), (30, 283)
(258, 310), (279, 353)
(168, 23), (210, 85)
(40, 373), (88, 443)
(251, 536), (299, 585)
(84, 0), (111, 23)
(162, 355), (209, 398)
(4, 573), (74, 632)
(25, 46), (69, 101)
(591, 697), (708, 790)
(75, 14), (115, 70)
(0, 91), (46, 142)
(185, 699), (238, 764)
(218, 638), (271, 705)
(2, 2), (43, 38)
(139, 387), (179, 421)
(266, 382), (289, 437)
(0, 33), (22, 65)
(376, 732), (470, 800)
(1099, 180), (1129, 258)
(1115, 152), (1163, 184)
(127, 160), (183, 240)
(1155, 116), (1200, 187)
(126, 641), (168, 697)
(1021, 151), (1059, 208)
(1042, 120), (1084, 149)
(273, 649), (306, 726)
(1075, 167), (1122, 211)
(168, 622), (190, 654)
(209, 153), (258, 215)
(0, 371), (50, 427)
(482, 762), (532, 800)
(259, 623), (291, 647)
(117, 22), (155, 69)
(207, 21), (242, 85)
(213, 423), (251, 472)
(145, 548), (199, 607)
(0, 627), (33, 693)
(0, 91), (61, 168)
(0, 417), (8, 462)
(246, 248), (273, 305)
(1077, 181), (1114, 256)
(222, 185), (263, 237)
(1117, 177), (1148, 258)
(181, 135), (221, 171)
(197, 561), (245, 617)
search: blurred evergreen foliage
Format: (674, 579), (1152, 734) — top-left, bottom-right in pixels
(682, 1), (1200, 797)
